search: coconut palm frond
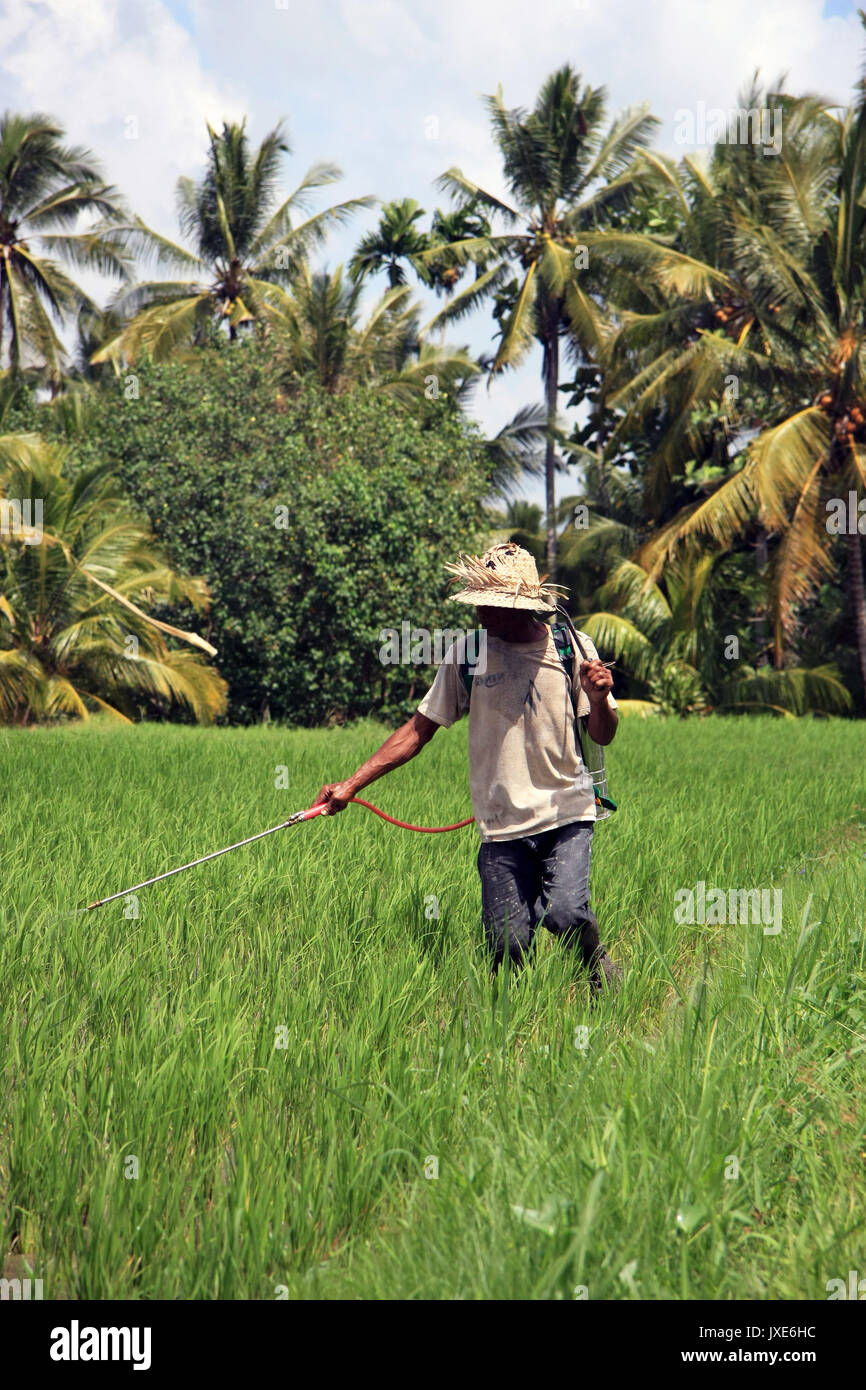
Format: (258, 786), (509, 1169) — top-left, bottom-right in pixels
(0, 432), (226, 725)
(749, 407), (832, 531)
(719, 663), (852, 715)
(576, 611), (655, 674)
(597, 560), (673, 635)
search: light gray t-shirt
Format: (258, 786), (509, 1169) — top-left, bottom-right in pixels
(417, 626), (617, 842)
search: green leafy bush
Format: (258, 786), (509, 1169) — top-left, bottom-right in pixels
(71, 341), (490, 723)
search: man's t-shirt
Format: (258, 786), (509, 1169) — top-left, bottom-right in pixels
(416, 626), (618, 842)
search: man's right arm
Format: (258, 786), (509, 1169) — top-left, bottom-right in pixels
(311, 711), (440, 813)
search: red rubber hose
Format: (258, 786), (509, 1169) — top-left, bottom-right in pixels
(349, 797), (474, 832)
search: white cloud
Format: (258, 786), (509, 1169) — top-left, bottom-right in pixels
(0, 0), (245, 233)
(337, 0), (435, 60)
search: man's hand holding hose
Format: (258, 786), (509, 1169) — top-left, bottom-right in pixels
(311, 778), (358, 814)
(311, 711), (440, 814)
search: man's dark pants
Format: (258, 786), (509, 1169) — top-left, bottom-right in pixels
(478, 819), (608, 980)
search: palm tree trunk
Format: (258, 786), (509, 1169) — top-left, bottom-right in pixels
(439, 289), (450, 349)
(544, 327), (559, 580)
(847, 528), (866, 700)
(755, 531), (770, 666)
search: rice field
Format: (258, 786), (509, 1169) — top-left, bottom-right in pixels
(1, 715), (865, 1300)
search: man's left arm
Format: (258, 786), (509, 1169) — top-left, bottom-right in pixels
(580, 660), (618, 746)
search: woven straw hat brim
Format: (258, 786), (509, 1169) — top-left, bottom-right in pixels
(447, 587), (557, 612)
(443, 547), (568, 613)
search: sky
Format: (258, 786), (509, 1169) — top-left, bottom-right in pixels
(1, 0), (864, 508)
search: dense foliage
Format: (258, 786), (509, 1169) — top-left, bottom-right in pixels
(69, 340), (490, 723)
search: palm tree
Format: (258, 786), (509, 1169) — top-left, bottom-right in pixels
(414, 66), (660, 577)
(425, 201), (495, 347)
(0, 432), (227, 724)
(589, 105), (816, 517)
(267, 263), (480, 403)
(350, 196), (548, 495)
(349, 197), (494, 298)
(349, 198), (496, 360)
(0, 112), (130, 390)
(92, 119), (374, 366)
(427, 201), (494, 293)
(348, 198), (430, 287)
(605, 65), (866, 699)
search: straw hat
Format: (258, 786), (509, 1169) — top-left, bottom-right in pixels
(444, 542), (568, 612)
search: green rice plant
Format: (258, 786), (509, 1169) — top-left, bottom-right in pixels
(1, 715), (864, 1298)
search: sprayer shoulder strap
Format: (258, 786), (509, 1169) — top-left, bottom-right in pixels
(550, 623), (586, 752)
(458, 629), (483, 699)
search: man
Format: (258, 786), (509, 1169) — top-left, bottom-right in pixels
(312, 542), (622, 996)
